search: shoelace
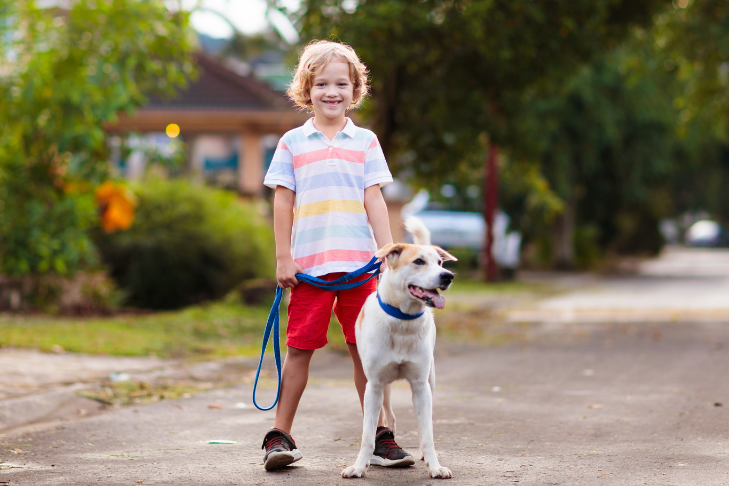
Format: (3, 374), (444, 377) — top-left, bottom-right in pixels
(379, 437), (401, 451)
(265, 436), (284, 449)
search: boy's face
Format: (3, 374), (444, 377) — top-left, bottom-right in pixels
(309, 62), (353, 122)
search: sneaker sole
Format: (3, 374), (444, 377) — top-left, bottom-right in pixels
(370, 454), (416, 468)
(264, 449), (303, 471)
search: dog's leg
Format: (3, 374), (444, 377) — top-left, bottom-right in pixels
(412, 381), (452, 479)
(382, 383), (396, 435)
(342, 381), (384, 478)
(420, 361), (436, 460)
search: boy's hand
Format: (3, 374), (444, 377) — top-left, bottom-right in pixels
(277, 257), (304, 289)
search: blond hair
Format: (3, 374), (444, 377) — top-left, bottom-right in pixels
(287, 40), (369, 111)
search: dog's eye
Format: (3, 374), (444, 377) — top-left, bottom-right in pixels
(413, 258), (425, 265)
(438, 260), (443, 266)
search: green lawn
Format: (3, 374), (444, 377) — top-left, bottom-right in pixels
(0, 298), (278, 359)
(0, 279), (547, 359)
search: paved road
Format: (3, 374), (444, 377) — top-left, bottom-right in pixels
(511, 247), (729, 323)
(2, 248), (729, 485)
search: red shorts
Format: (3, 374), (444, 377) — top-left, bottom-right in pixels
(286, 272), (377, 350)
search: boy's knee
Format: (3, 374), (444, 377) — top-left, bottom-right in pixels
(286, 346), (315, 361)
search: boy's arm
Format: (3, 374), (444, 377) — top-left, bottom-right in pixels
(364, 185), (394, 248)
(273, 186), (304, 288)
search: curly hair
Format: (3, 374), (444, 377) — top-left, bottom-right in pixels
(287, 40), (369, 111)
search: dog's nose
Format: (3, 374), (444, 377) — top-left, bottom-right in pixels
(439, 272), (454, 286)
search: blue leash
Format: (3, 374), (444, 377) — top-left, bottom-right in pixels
(252, 257), (382, 411)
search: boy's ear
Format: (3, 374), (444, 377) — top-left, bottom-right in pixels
(375, 243), (407, 266)
(434, 246), (458, 262)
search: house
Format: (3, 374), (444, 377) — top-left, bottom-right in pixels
(105, 53), (308, 197)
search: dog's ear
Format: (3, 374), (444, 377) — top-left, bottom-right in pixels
(375, 243), (407, 266)
(434, 246), (458, 262)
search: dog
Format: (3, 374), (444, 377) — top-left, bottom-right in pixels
(342, 216), (456, 479)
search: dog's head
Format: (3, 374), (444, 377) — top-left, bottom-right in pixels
(375, 243), (457, 309)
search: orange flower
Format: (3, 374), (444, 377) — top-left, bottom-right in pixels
(95, 181), (138, 232)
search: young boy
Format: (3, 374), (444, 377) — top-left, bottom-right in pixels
(260, 40), (414, 471)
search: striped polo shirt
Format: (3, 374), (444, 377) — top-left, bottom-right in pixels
(264, 117), (393, 277)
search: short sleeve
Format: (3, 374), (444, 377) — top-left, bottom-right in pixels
(363, 135), (393, 188)
(263, 138), (296, 191)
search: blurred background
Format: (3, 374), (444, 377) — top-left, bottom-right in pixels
(1, 0), (729, 358)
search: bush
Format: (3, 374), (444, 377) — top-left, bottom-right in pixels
(93, 179), (275, 310)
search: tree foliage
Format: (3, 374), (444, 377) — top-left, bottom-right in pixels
(301, 0), (669, 189)
(506, 44), (680, 264)
(0, 0), (196, 277)
(658, 0), (729, 222)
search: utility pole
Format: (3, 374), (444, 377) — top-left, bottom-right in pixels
(483, 145), (499, 282)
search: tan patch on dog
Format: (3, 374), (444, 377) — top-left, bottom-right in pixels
(434, 246), (458, 262)
(375, 243), (408, 268)
(394, 245), (422, 270)
(356, 309), (364, 330)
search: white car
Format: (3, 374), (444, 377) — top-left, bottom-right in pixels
(685, 220), (728, 247)
(407, 210), (521, 269)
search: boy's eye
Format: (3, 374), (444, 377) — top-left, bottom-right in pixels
(413, 259), (425, 265)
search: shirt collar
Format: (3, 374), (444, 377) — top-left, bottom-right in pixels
(302, 117), (357, 138)
(341, 118), (356, 138)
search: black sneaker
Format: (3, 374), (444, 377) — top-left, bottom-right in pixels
(261, 428), (302, 471)
(371, 426), (415, 467)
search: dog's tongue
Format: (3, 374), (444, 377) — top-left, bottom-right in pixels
(423, 289), (445, 309)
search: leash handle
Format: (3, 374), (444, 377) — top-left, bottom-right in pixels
(252, 257), (381, 411)
(295, 257), (381, 287)
(252, 286), (283, 411)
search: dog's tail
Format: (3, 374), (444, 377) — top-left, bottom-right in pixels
(404, 216), (431, 246)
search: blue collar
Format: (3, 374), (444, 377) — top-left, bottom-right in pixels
(377, 293), (425, 320)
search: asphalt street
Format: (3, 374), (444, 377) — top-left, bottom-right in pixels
(2, 247), (729, 485)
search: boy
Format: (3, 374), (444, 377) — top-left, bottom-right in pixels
(260, 40), (414, 471)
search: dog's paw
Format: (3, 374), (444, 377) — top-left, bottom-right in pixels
(341, 465), (366, 478)
(429, 466), (452, 479)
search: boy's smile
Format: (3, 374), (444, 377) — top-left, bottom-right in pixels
(310, 62), (353, 124)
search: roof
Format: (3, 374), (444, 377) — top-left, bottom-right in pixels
(146, 53), (292, 111)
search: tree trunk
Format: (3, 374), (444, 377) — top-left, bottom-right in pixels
(483, 145), (499, 281)
(553, 197), (575, 269)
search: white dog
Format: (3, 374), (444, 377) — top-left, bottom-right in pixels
(342, 216), (456, 479)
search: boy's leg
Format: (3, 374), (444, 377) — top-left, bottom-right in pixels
(262, 346), (314, 471)
(274, 346), (315, 433)
(262, 280), (335, 471)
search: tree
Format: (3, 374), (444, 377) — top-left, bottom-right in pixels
(300, 0), (668, 186)
(506, 45), (678, 267)
(0, 0), (196, 278)
(658, 0), (729, 223)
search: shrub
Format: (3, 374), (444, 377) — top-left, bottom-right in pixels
(93, 179), (274, 310)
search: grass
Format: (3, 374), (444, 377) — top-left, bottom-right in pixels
(0, 292), (352, 360)
(0, 296), (278, 359)
(0, 278), (550, 359)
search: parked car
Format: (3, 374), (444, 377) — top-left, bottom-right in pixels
(685, 220), (729, 247)
(408, 210), (522, 269)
